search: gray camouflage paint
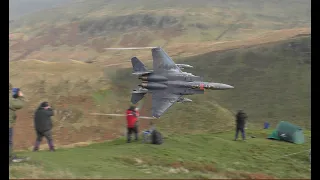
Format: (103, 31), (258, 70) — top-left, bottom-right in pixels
(131, 47), (234, 118)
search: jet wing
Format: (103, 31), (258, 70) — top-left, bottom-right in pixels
(131, 86), (148, 104)
(152, 47), (182, 73)
(151, 90), (182, 118)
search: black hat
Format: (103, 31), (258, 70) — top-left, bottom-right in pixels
(40, 101), (49, 108)
(129, 105), (136, 111)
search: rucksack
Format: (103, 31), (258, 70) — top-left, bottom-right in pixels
(151, 130), (163, 145)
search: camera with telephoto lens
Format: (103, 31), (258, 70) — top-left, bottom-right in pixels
(12, 88), (20, 98)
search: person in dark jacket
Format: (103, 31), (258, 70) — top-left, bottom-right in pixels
(126, 105), (140, 143)
(33, 102), (55, 151)
(234, 110), (247, 141)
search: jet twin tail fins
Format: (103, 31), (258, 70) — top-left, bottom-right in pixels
(151, 90), (182, 118)
(131, 57), (152, 75)
(151, 47), (182, 73)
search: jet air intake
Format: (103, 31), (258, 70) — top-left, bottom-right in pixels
(177, 97), (192, 103)
(139, 82), (168, 90)
(139, 75), (168, 82)
(176, 64), (193, 69)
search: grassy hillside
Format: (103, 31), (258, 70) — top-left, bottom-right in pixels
(9, 1), (311, 178)
(108, 35), (311, 130)
(182, 36), (311, 129)
(8, 35), (310, 150)
(9, 0), (310, 63)
(9, 129), (311, 179)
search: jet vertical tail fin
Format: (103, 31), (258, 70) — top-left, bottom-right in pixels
(131, 57), (151, 75)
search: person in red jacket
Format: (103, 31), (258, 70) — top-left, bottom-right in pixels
(126, 106), (140, 143)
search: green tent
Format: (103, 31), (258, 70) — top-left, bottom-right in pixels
(268, 121), (305, 144)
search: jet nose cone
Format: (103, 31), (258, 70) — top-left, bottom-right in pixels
(223, 84), (234, 89)
(208, 83), (234, 90)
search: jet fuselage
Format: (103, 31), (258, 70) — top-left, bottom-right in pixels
(138, 73), (233, 96)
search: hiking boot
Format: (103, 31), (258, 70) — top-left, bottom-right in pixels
(33, 141), (40, 152)
(10, 156), (29, 163)
(48, 140), (55, 152)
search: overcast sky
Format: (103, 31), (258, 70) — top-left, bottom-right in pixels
(9, 0), (74, 20)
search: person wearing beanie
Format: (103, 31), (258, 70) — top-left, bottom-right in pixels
(126, 105), (140, 143)
(33, 101), (55, 152)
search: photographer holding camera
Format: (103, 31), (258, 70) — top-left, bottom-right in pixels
(9, 83), (26, 163)
(33, 101), (55, 152)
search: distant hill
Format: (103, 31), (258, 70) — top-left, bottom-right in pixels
(9, 0), (310, 62)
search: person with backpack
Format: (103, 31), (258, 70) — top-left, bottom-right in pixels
(9, 83), (26, 163)
(33, 101), (55, 151)
(126, 106), (139, 143)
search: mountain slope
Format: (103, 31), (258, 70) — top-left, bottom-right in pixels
(181, 36), (311, 129)
(109, 35), (311, 130)
(9, 35), (310, 150)
(9, 0), (310, 62)
(8, 0), (310, 151)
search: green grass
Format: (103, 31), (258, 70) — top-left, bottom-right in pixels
(10, 129), (311, 179)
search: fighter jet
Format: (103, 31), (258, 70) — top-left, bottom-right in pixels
(128, 47), (234, 118)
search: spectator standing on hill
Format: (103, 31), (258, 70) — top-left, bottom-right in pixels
(9, 83), (26, 163)
(234, 110), (247, 141)
(33, 102), (55, 152)
(126, 106), (140, 143)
